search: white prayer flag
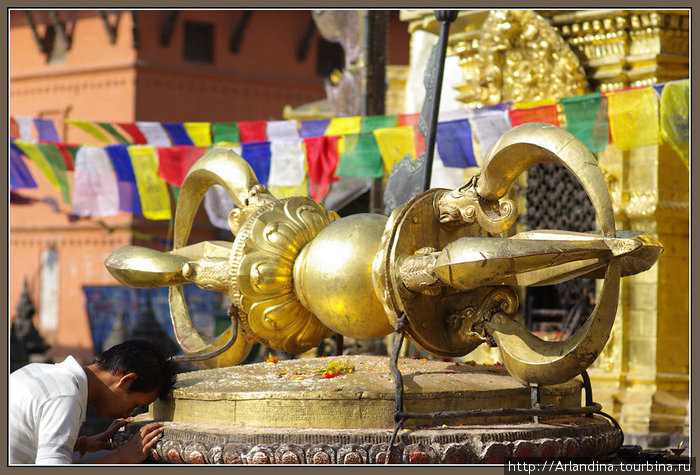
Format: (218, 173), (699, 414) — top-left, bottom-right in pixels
(204, 184), (235, 230)
(430, 145), (467, 190)
(135, 121), (173, 146)
(72, 146), (120, 216)
(266, 120), (300, 141)
(268, 140), (306, 187)
(469, 110), (512, 161)
(14, 116), (33, 141)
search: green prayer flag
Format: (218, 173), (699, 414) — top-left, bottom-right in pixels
(36, 143), (72, 204)
(360, 115), (398, 132)
(335, 133), (384, 178)
(97, 122), (130, 144)
(212, 123), (240, 143)
(560, 92), (608, 154)
(171, 185), (180, 203)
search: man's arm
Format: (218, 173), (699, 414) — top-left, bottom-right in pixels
(92, 422), (164, 464)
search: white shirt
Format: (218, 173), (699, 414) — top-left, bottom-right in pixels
(9, 356), (88, 464)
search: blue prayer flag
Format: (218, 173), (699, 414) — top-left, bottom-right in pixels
(162, 123), (195, 146)
(33, 118), (60, 142)
(241, 141), (271, 186)
(105, 144), (142, 215)
(300, 119), (331, 138)
(10, 142), (38, 190)
(436, 119), (478, 168)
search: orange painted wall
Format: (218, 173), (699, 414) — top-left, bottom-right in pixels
(10, 9), (409, 363)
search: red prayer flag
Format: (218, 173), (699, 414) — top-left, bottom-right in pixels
(157, 147), (186, 187)
(10, 116), (20, 138)
(56, 143), (78, 171)
(237, 120), (267, 142)
(398, 113), (425, 157)
(303, 135), (340, 202)
(157, 146), (208, 187)
(116, 122), (148, 144)
(508, 105), (560, 127)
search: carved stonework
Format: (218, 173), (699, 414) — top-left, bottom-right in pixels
(114, 417), (622, 464)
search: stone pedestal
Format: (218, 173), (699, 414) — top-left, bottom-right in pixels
(115, 356), (623, 464)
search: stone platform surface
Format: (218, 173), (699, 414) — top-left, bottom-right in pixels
(151, 355), (583, 429)
(114, 356), (623, 464)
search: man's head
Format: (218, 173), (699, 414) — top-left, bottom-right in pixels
(91, 340), (177, 419)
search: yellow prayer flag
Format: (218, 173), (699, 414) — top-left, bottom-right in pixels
(65, 119), (111, 143)
(126, 145), (172, 220)
(607, 87), (659, 151)
(373, 126), (416, 173)
(184, 122), (213, 146)
(324, 117), (361, 136)
(13, 140), (59, 189)
(660, 80), (689, 168)
(512, 98), (557, 110)
(269, 178), (309, 199)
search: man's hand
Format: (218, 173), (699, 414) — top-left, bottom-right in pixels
(85, 417), (134, 453)
(94, 422), (164, 464)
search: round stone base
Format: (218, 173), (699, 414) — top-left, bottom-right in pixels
(115, 415), (622, 464)
(114, 356), (622, 463)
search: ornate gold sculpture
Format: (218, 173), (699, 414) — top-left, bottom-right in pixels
(105, 123), (662, 386)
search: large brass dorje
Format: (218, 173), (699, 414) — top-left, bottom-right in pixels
(105, 123), (662, 385)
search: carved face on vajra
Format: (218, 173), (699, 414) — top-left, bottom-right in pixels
(105, 123), (663, 386)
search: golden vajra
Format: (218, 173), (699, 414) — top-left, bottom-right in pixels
(105, 123), (662, 386)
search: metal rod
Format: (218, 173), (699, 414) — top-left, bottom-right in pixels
(421, 10), (458, 192)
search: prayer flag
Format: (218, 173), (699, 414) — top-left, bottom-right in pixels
(162, 123), (195, 146)
(33, 118), (61, 142)
(56, 143), (78, 171)
(204, 185), (235, 230)
(300, 119), (331, 138)
(266, 120), (300, 141)
(10, 143), (38, 190)
(373, 125), (416, 173)
(105, 144), (143, 215)
(438, 109), (470, 122)
(659, 80), (689, 167)
(559, 92), (608, 154)
(303, 135), (340, 202)
(10, 116), (20, 138)
(335, 133), (383, 178)
(653, 83), (665, 97)
(13, 140), (59, 190)
(183, 122), (212, 146)
(436, 119), (478, 168)
(72, 146), (119, 216)
(116, 122), (149, 144)
(127, 145), (172, 220)
(14, 116), (33, 140)
(237, 121), (267, 142)
(66, 119), (111, 142)
(135, 122), (173, 146)
(241, 142), (272, 185)
(268, 140), (306, 187)
(97, 122), (130, 144)
(157, 146), (207, 187)
(430, 144), (465, 189)
(606, 87), (659, 151)
(325, 117), (361, 136)
(508, 104), (560, 127)
(36, 143), (72, 204)
(269, 179), (309, 200)
(398, 113), (425, 158)
(361, 115), (397, 132)
(469, 110), (512, 160)
(511, 98), (557, 109)
(211, 123), (240, 143)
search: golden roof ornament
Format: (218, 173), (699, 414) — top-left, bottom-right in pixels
(105, 122), (662, 386)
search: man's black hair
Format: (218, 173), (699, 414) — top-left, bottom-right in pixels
(94, 340), (177, 400)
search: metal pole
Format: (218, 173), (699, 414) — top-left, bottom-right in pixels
(364, 10), (388, 214)
(421, 10), (458, 192)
